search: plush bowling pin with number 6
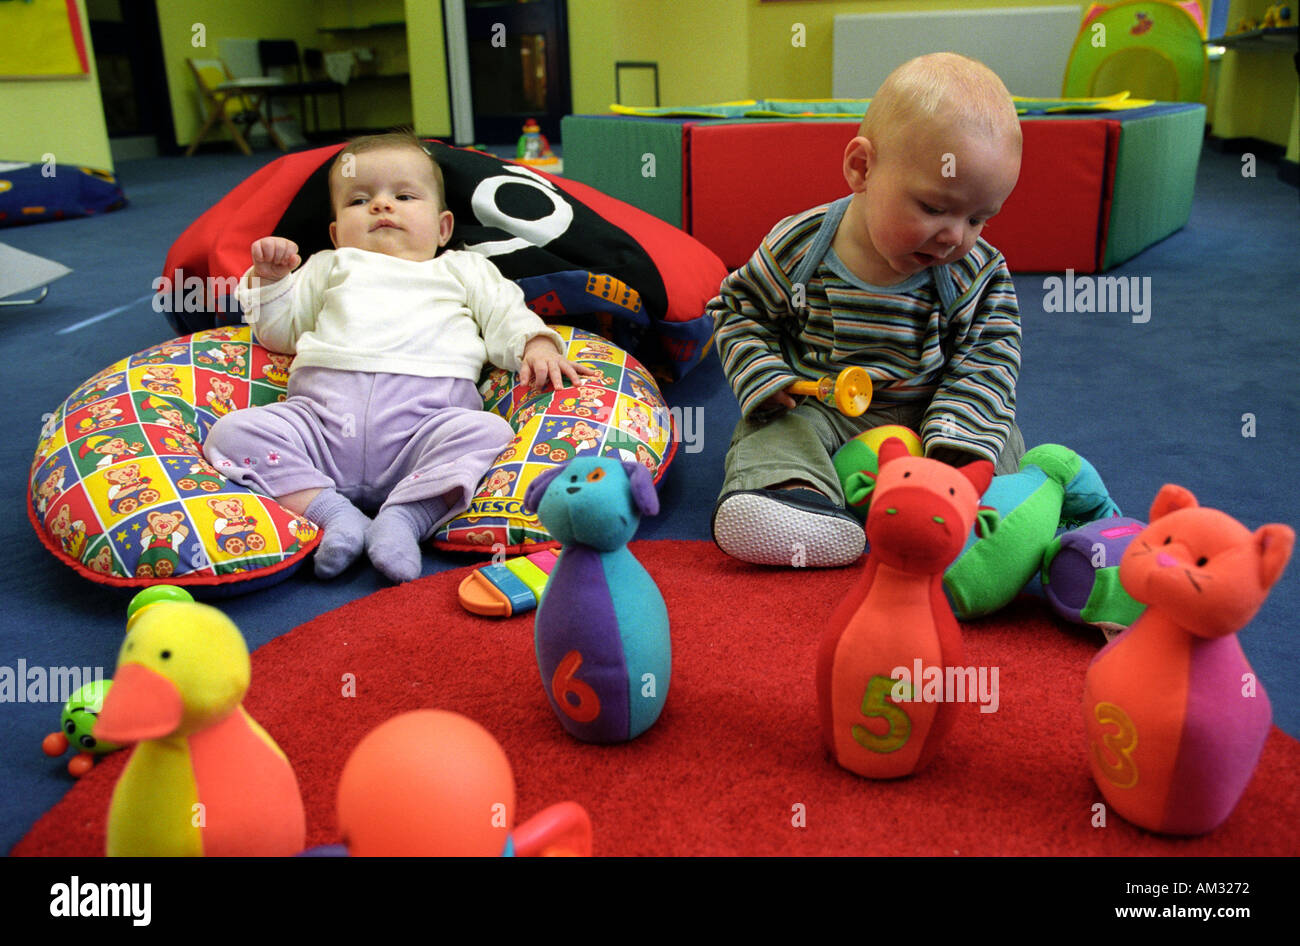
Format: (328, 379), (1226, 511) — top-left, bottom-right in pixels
(816, 439), (995, 778)
(524, 456), (670, 743)
(1083, 484), (1292, 834)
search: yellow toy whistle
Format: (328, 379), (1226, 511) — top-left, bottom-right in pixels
(786, 367), (874, 417)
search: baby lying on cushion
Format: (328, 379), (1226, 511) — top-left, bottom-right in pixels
(204, 131), (591, 583)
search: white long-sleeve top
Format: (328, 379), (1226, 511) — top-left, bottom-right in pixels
(235, 247), (565, 381)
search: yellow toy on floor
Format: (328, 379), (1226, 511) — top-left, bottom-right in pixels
(93, 587), (306, 856)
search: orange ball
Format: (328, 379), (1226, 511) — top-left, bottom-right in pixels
(337, 710), (516, 857)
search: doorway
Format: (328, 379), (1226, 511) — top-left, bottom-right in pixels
(87, 0), (177, 158)
(458, 0), (571, 145)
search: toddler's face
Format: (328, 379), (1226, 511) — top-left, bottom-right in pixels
(329, 147), (453, 262)
(846, 119), (1020, 284)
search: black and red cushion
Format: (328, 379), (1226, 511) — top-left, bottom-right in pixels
(161, 141), (726, 380)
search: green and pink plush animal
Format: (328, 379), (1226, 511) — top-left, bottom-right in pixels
(835, 431), (1131, 622)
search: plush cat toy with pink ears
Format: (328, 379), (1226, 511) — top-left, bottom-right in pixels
(1083, 484), (1293, 835)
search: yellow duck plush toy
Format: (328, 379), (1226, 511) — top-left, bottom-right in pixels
(94, 590), (306, 856)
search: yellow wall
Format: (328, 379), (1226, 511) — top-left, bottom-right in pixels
(563, 0), (1217, 109)
(583, 0), (751, 107)
(9, 1), (1288, 164)
(406, 0), (450, 138)
(0, 0), (112, 170)
(1213, 0), (1298, 148)
(567, 0), (625, 114)
(563, 0), (1192, 110)
(1212, 46), (1299, 146)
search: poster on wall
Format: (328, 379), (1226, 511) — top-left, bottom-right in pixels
(0, 0), (90, 79)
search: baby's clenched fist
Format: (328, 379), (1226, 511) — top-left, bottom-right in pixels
(251, 237), (301, 283)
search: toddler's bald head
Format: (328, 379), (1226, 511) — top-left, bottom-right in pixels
(860, 52), (1021, 159)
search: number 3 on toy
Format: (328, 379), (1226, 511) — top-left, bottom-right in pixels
(551, 650), (600, 723)
(851, 674), (913, 753)
(1092, 701), (1138, 788)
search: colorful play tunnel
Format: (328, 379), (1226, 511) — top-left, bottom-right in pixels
(1063, 1), (1209, 102)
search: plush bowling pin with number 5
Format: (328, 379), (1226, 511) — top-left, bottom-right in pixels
(817, 439), (995, 778)
(523, 457), (670, 743)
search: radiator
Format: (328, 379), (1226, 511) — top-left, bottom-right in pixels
(832, 5), (1084, 100)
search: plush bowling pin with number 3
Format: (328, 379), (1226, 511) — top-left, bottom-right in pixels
(524, 456), (670, 743)
(1083, 484), (1292, 834)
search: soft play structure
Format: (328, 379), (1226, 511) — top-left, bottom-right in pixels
(563, 96), (1205, 273)
(1062, 1), (1209, 103)
(28, 141), (728, 592)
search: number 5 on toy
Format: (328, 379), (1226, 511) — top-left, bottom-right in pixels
(851, 675), (914, 754)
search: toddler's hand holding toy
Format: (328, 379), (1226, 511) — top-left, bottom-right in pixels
(251, 237), (302, 284)
(759, 388), (799, 413)
(518, 335), (597, 391)
(759, 366), (875, 416)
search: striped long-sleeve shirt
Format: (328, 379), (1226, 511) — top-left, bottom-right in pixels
(709, 202), (1021, 464)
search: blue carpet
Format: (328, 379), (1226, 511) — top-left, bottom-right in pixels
(1, 143), (1296, 855)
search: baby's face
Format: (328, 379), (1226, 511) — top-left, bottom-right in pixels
(329, 147), (453, 262)
(846, 117), (1020, 284)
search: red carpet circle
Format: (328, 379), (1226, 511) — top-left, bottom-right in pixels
(16, 540), (1300, 856)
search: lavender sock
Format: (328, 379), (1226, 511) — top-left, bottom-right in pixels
(365, 498), (444, 584)
(304, 489), (372, 579)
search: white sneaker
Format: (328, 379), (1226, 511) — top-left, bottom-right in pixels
(711, 488), (865, 567)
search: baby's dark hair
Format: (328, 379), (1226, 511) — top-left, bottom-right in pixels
(327, 129), (446, 215)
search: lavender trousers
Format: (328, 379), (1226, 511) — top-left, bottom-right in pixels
(203, 367), (514, 539)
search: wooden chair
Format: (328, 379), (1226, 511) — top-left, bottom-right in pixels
(185, 59), (287, 156)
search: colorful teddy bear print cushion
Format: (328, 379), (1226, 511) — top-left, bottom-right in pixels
(435, 325), (676, 553)
(28, 325), (674, 589)
(29, 327), (318, 589)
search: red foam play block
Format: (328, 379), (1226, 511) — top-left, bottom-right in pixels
(688, 121), (858, 271)
(686, 117), (1113, 274)
(990, 118), (1111, 274)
